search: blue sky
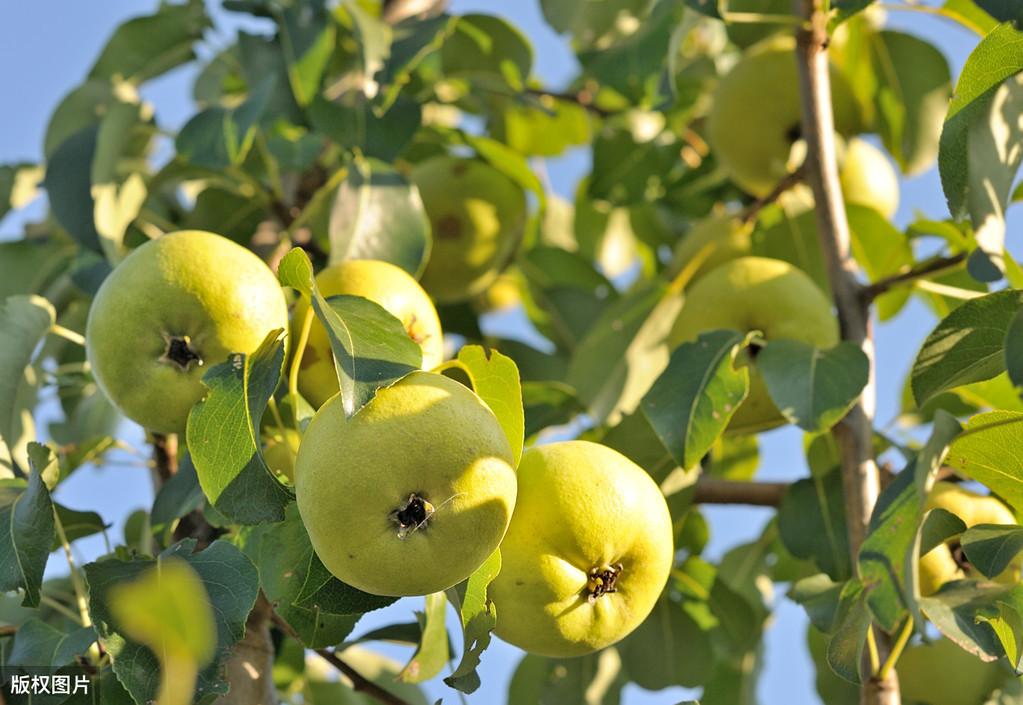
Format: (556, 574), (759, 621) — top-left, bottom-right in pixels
(0, 1), (1011, 703)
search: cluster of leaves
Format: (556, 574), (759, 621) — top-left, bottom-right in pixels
(2, 0), (1023, 704)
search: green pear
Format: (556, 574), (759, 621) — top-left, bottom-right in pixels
(668, 256), (838, 434)
(839, 137), (900, 219)
(707, 36), (863, 196)
(670, 213), (754, 286)
(412, 156), (526, 303)
(898, 638), (1005, 705)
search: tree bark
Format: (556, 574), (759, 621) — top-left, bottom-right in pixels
(214, 595), (278, 705)
(792, 1), (899, 703)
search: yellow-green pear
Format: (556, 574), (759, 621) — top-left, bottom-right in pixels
(918, 481), (1019, 596)
(412, 156), (526, 303)
(839, 137), (899, 219)
(490, 440), (673, 657)
(293, 259), (444, 409)
(86, 230), (288, 434)
(707, 36), (862, 196)
(668, 256), (838, 434)
(897, 638), (1005, 705)
(670, 214), (754, 285)
(295, 371), (516, 597)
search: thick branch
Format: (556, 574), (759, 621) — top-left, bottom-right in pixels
(151, 433), (178, 482)
(693, 478), (788, 506)
(215, 595), (277, 705)
(315, 649), (412, 705)
(794, 1), (897, 703)
(862, 253), (967, 301)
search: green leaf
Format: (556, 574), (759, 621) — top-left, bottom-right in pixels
(278, 248), (422, 417)
(618, 593), (713, 689)
(913, 410), (962, 495)
(0, 296), (53, 464)
(0, 446), (55, 607)
(869, 31), (952, 175)
(789, 574), (845, 632)
(759, 340), (869, 433)
(328, 157), (431, 277)
(343, 2), (392, 92)
(939, 22), (1023, 221)
(975, 0), (1023, 24)
(0, 163), (41, 221)
(911, 290), (1023, 406)
(508, 651), (626, 705)
(308, 94), (421, 162)
(398, 591), (449, 684)
(1006, 307), (1023, 389)
(176, 77), (273, 169)
(377, 15), (453, 112)
(150, 453), (205, 541)
(6, 620), (96, 670)
(779, 468), (851, 581)
(45, 126), (103, 252)
(84, 539), (259, 705)
(186, 330), (293, 525)
(568, 280), (683, 425)
(52, 504), (107, 550)
(641, 329), (749, 470)
(0, 239), (74, 301)
(962, 524), (1023, 579)
(493, 96), (592, 157)
(920, 582), (1006, 660)
(88, 0), (210, 84)
(540, 0), (651, 47)
(443, 549), (501, 693)
(947, 411), (1023, 512)
(939, 0), (1000, 35)
(242, 504), (393, 648)
(442, 14), (533, 91)
(276, 0), (335, 106)
(438, 345), (524, 468)
(43, 80), (118, 159)
(826, 579), (871, 684)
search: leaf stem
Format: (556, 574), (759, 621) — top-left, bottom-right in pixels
(267, 396), (287, 436)
(289, 306), (315, 432)
(878, 617), (914, 680)
(50, 324), (86, 347)
(53, 509), (92, 628)
(865, 624), (881, 674)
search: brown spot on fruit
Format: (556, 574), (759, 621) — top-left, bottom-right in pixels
(436, 214), (463, 240)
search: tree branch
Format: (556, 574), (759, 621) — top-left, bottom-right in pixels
(315, 649), (412, 705)
(740, 165), (807, 223)
(861, 253), (967, 301)
(794, 2), (898, 703)
(693, 478), (788, 506)
(150, 433), (178, 483)
(524, 86), (612, 117)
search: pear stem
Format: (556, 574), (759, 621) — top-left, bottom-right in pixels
(793, 1), (897, 703)
(288, 306), (315, 432)
(878, 618), (915, 681)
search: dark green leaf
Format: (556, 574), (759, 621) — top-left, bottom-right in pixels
(869, 31), (952, 174)
(911, 290), (1023, 405)
(826, 579), (871, 684)
(150, 453), (205, 540)
(962, 524), (1023, 579)
(242, 505), (393, 647)
(974, 0), (1023, 25)
(1006, 301), (1023, 390)
(277, 0), (335, 106)
(759, 340), (869, 433)
(442, 14), (532, 90)
(88, 0), (210, 84)
(641, 330), (750, 470)
(618, 594), (713, 689)
(176, 77), (274, 169)
(6, 620), (96, 669)
(913, 410), (962, 495)
(45, 126), (102, 252)
(277, 248), (421, 418)
(920, 581), (1006, 660)
(789, 574), (845, 632)
(328, 157), (430, 277)
(779, 469), (851, 581)
(0, 445), (55, 607)
(508, 651), (626, 705)
(52, 504), (106, 550)
(308, 94), (421, 162)
(947, 411), (1023, 512)
(84, 539), (259, 704)
(186, 330), (293, 525)
(444, 550), (501, 693)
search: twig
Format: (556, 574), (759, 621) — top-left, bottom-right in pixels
(692, 478), (788, 506)
(794, 1), (898, 702)
(151, 433), (178, 483)
(862, 253), (967, 301)
(524, 86), (613, 117)
(740, 165), (807, 223)
(0, 625), (16, 637)
(315, 648), (412, 705)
